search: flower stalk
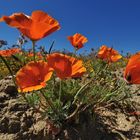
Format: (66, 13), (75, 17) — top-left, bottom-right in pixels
(0, 55), (16, 87)
(32, 41), (36, 62)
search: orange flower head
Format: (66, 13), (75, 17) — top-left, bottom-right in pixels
(27, 52), (34, 57)
(124, 53), (140, 84)
(0, 48), (21, 57)
(16, 61), (53, 92)
(0, 10), (60, 41)
(97, 45), (122, 63)
(67, 33), (88, 50)
(27, 52), (43, 59)
(47, 53), (86, 79)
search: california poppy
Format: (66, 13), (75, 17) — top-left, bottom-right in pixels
(47, 53), (86, 79)
(97, 45), (122, 63)
(0, 48), (21, 57)
(0, 10), (60, 41)
(27, 52), (43, 59)
(16, 61), (53, 92)
(67, 33), (88, 50)
(124, 53), (140, 84)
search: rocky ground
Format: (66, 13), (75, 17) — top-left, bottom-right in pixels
(0, 76), (140, 140)
(0, 77), (47, 140)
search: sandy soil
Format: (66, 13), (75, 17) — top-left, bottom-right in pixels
(0, 76), (140, 140)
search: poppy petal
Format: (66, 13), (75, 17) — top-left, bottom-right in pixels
(0, 48), (21, 57)
(0, 13), (31, 28)
(124, 53), (140, 84)
(98, 45), (122, 63)
(1, 10), (60, 41)
(47, 53), (86, 79)
(16, 61), (53, 92)
(67, 33), (88, 50)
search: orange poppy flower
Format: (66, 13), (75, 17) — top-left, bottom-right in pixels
(67, 33), (88, 50)
(0, 48), (21, 57)
(97, 45), (122, 63)
(16, 61), (53, 92)
(27, 52), (34, 57)
(0, 10), (60, 41)
(124, 53), (140, 84)
(47, 53), (86, 79)
(27, 52), (43, 59)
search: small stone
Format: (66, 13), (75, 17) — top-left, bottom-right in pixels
(10, 114), (20, 121)
(0, 117), (9, 132)
(0, 133), (16, 140)
(8, 120), (21, 133)
(0, 102), (8, 108)
(32, 120), (46, 135)
(5, 85), (18, 97)
(21, 122), (28, 131)
(0, 92), (8, 102)
(9, 101), (29, 112)
(0, 77), (14, 92)
(15, 111), (24, 117)
(22, 131), (29, 137)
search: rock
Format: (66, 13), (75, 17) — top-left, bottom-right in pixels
(15, 111), (25, 117)
(21, 122), (29, 131)
(0, 92), (8, 102)
(22, 131), (31, 139)
(8, 99), (29, 112)
(5, 85), (18, 97)
(32, 120), (46, 135)
(0, 133), (17, 140)
(21, 113), (34, 128)
(0, 117), (9, 133)
(116, 113), (134, 131)
(10, 114), (20, 121)
(0, 102), (8, 109)
(8, 120), (21, 133)
(0, 77), (14, 92)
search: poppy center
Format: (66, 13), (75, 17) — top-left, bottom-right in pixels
(126, 74), (131, 82)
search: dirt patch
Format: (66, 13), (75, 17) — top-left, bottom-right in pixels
(0, 77), (140, 140)
(0, 77), (47, 140)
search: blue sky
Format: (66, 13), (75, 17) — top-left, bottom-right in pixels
(0, 0), (140, 54)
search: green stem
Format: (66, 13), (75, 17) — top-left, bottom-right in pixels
(48, 41), (55, 54)
(40, 90), (59, 116)
(73, 48), (77, 57)
(72, 63), (108, 105)
(21, 92), (43, 114)
(72, 62), (110, 105)
(72, 80), (91, 104)
(59, 79), (62, 108)
(66, 103), (82, 120)
(32, 41), (36, 61)
(96, 62), (109, 76)
(0, 55), (16, 87)
(74, 48), (77, 55)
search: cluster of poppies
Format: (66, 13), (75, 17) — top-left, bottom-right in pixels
(0, 10), (87, 93)
(0, 10), (139, 94)
(0, 48), (21, 57)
